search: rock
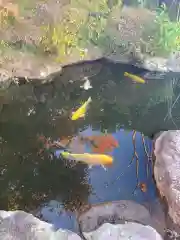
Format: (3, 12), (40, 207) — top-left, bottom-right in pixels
(0, 69), (12, 90)
(83, 222), (163, 240)
(78, 200), (155, 233)
(106, 6), (156, 48)
(104, 6), (180, 73)
(0, 209), (164, 240)
(154, 130), (180, 226)
(0, 0), (99, 84)
(142, 51), (180, 73)
(0, 210), (82, 240)
(143, 199), (166, 237)
(0, 1), (180, 86)
(0, 0), (67, 85)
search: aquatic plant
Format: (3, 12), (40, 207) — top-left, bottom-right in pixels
(137, 0), (159, 9)
(164, 77), (180, 129)
(16, 0), (42, 16)
(40, 0), (122, 62)
(0, 40), (11, 57)
(0, 120), (91, 211)
(156, 3), (180, 51)
(40, 7), (88, 62)
(73, 0), (111, 42)
(78, 0), (122, 47)
(0, 5), (17, 27)
(144, 3), (180, 56)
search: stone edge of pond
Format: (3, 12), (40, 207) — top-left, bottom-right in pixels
(1, 50), (180, 92)
(153, 130), (180, 238)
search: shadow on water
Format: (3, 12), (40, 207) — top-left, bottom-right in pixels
(0, 58), (180, 230)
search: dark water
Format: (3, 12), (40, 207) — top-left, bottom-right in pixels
(0, 58), (180, 231)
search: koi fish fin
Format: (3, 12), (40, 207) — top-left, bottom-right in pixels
(101, 165), (107, 171)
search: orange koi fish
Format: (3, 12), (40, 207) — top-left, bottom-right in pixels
(79, 134), (119, 153)
(54, 137), (72, 147)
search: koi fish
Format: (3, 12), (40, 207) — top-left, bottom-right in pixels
(37, 135), (70, 153)
(124, 72), (145, 84)
(71, 97), (92, 121)
(80, 77), (92, 90)
(79, 134), (119, 153)
(55, 137), (71, 147)
(61, 152), (113, 166)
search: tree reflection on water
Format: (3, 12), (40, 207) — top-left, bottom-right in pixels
(0, 115), (91, 212)
(0, 58), (179, 212)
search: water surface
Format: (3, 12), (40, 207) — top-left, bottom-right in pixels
(0, 58), (179, 230)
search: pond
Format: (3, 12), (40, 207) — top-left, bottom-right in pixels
(0, 58), (180, 232)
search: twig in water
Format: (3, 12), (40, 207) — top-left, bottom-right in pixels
(164, 92), (180, 128)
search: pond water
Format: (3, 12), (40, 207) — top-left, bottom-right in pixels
(0, 58), (180, 231)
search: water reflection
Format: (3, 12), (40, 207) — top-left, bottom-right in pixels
(35, 127), (156, 231)
(85, 128), (155, 204)
(1, 59), (180, 136)
(53, 127), (155, 205)
(1, 58), (180, 230)
(58, 59), (180, 136)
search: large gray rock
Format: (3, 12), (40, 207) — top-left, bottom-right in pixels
(78, 200), (152, 233)
(0, 210), (163, 240)
(154, 130), (180, 225)
(83, 222), (163, 240)
(0, 210), (82, 240)
(78, 200), (165, 236)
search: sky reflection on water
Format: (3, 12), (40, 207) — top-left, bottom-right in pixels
(55, 126), (156, 204)
(79, 127), (155, 204)
(47, 127), (157, 231)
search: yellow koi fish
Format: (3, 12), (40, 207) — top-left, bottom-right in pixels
(61, 152), (113, 166)
(124, 72), (145, 84)
(71, 97), (92, 121)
